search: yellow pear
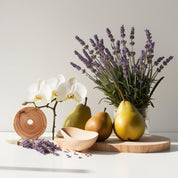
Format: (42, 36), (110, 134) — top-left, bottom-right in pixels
(85, 108), (112, 141)
(114, 88), (145, 141)
(63, 98), (91, 129)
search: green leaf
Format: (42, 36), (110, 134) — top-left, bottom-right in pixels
(149, 76), (165, 98)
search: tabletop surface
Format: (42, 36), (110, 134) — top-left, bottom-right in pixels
(0, 132), (178, 178)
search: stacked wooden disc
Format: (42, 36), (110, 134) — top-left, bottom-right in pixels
(13, 107), (47, 138)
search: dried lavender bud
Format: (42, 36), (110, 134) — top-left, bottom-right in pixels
(132, 64), (138, 75)
(106, 28), (115, 42)
(19, 138), (61, 156)
(70, 62), (81, 71)
(145, 29), (152, 43)
(140, 50), (145, 60)
(94, 34), (99, 43)
(75, 36), (85, 46)
(121, 40), (127, 46)
(83, 49), (92, 63)
(74, 50), (88, 67)
(120, 25), (126, 38)
(130, 27), (135, 40)
(130, 41), (135, 46)
(90, 38), (96, 48)
(130, 51), (136, 56)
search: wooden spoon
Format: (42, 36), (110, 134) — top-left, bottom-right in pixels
(55, 127), (98, 151)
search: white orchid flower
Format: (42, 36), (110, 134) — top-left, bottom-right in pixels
(56, 77), (87, 103)
(28, 79), (50, 103)
(45, 74), (65, 100)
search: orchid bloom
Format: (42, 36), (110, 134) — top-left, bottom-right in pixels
(27, 79), (51, 103)
(45, 74), (65, 101)
(28, 74), (65, 103)
(56, 77), (87, 103)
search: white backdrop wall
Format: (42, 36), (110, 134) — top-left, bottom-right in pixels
(0, 0), (177, 133)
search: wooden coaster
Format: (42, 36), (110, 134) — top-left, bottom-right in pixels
(89, 134), (170, 153)
(13, 107), (47, 138)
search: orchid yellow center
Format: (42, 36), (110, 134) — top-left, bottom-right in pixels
(35, 95), (42, 101)
(52, 90), (58, 97)
(67, 93), (75, 99)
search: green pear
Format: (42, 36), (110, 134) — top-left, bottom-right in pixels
(85, 108), (112, 141)
(63, 97), (91, 129)
(114, 88), (145, 141)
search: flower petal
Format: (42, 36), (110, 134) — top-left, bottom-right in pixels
(73, 82), (87, 103)
(56, 81), (71, 101)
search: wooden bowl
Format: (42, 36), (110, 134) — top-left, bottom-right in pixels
(55, 127), (98, 151)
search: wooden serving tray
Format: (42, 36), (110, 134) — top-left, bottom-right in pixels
(89, 134), (170, 153)
(55, 134), (170, 153)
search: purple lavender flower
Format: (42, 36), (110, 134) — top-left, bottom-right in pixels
(132, 64), (138, 74)
(120, 25), (125, 38)
(148, 42), (155, 53)
(166, 56), (173, 63)
(94, 34), (99, 43)
(130, 27), (135, 40)
(74, 50), (88, 66)
(90, 39), (96, 48)
(130, 51), (136, 56)
(83, 49), (92, 63)
(106, 28), (115, 42)
(19, 138), (61, 156)
(145, 29), (152, 43)
(75, 36), (85, 46)
(70, 62), (81, 71)
(155, 56), (164, 66)
(121, 40), (127, 46)
(140, 50), (145, 60)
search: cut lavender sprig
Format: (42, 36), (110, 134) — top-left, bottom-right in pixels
(18, 138), (61, 156)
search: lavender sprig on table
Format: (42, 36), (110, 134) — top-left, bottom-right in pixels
(71, 25), (173, 111)
(17, 138), (61, 156)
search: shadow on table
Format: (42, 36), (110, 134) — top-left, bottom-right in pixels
(0, 166), (91, 173)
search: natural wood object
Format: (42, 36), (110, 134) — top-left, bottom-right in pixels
(13, 107), (47, 138)
(55, 127), (98, 151)
(90, 134), (170, 153)
(55, 134), (170, 153)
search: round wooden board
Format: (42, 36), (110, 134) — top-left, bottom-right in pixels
(89, 134), (170, 153)
(13, 107), (47, 139)
(55, 134), (170, 153)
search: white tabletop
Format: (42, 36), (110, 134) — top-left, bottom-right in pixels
(0, 132), (178, 178)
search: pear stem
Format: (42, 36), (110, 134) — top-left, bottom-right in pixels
(104, 108), (107, 112)
(84, 97), (87, 106)
(118, 88), (125, 102)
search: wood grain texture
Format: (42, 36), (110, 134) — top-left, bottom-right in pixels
(89, 134), (170, 153)
(13, 107), (47, 138)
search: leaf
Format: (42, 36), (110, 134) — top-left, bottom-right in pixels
(149, 76), (164, 98)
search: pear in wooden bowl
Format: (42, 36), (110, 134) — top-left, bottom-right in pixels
(55, 127), (98, 152)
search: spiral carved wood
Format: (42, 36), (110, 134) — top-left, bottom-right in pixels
(13, 107), (47, 138)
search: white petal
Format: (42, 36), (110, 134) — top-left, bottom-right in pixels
(73, 82), (87, 103)
(68, 77), (77, 85)
(56, 82), (71, 101)
(57, 74), (65, 85)
(45, 77), (58, 90)
(40, 83), (53, 103)
(27, 79), (43, 101)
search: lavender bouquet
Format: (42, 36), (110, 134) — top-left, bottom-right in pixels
(71, 25), (173, 116)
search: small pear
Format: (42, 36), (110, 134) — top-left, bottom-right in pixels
(114, 88), (145, 141)
(63, 97), (91, 129)
(85, 108), (112, 141)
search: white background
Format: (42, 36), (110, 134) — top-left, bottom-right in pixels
(0, 0), (177, 134)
